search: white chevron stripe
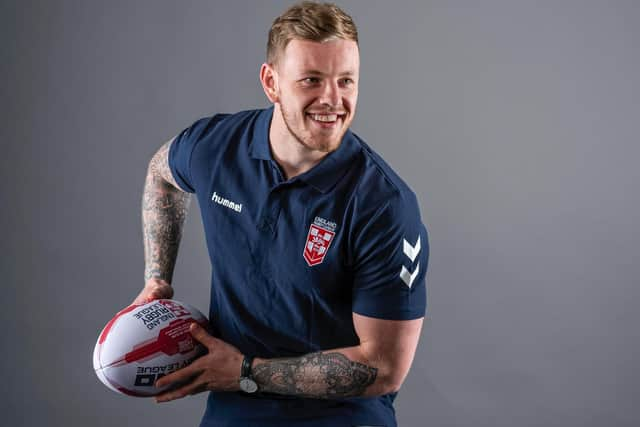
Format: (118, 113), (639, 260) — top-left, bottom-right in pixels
(403, 235), (421, 262)
(399, 262), (420, 288)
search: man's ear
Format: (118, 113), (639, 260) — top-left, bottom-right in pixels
(260, 63), (279, 104)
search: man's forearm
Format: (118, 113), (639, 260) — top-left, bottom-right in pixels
(142, 142), (191, 282)
(252, 347), (396, 399)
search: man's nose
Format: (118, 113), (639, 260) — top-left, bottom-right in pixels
(319, 80), (341, 106)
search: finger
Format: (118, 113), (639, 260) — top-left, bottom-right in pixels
(133, 293), (152, 305)
(189, 322), (219, 348)
(155, 364), (202, 389)
(155, 375), (206, 403)
(133, 287), (171, 305)
(149, 287), (173, 301)
(138, 294), (158, 304)
(144, 293), (161, 303)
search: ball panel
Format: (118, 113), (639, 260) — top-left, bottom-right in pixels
(98, 304), (139, 344)
(124, 318), (199, 364)
(95, 367), (121, 394)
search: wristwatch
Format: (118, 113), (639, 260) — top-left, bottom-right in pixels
(239, 355), (258, 393)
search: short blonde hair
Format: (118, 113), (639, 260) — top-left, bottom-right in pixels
(267, 1), (359, 64)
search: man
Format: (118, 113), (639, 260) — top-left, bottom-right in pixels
(133, 2), (428, 426)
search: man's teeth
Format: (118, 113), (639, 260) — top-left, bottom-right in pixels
(309, 114), (339, 122)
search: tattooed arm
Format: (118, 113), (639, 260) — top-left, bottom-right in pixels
(154, 313), (423, 401)
(251, 313), (424, 398)
(133, 137), (191, 304)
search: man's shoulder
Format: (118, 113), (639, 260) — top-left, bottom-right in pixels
(183, 108), (265, 141)
(344, 134), (426, 262)
(349, 132), (419, 209)
(172, 107), (270, 165)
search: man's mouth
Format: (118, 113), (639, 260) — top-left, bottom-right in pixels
(305, 112), (346, 125)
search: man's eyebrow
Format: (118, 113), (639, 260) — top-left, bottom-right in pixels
(302, 69), (324, 76)
(300, 69), (356, 77)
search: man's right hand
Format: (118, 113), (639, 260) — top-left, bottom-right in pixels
(132, 278), (174, 305)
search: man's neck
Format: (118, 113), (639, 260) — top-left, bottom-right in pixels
(268, 106), (328, 180)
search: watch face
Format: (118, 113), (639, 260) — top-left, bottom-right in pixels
(240, 378), (258, 393)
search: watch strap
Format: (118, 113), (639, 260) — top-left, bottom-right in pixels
(241, 355), (254, 379)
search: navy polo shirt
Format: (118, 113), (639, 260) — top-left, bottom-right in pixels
(169, 107), (428, 427)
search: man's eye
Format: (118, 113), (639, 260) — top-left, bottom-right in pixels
(303, 77), (320, 84)
(341, 78), (354, 85)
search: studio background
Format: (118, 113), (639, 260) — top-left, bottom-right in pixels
(2, 1), (639, 426)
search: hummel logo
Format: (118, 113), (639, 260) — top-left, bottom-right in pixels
(211, 191), (242, 213)
(399, 235), (421, 288)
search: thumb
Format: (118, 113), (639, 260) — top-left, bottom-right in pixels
(189, 322), (217, 348)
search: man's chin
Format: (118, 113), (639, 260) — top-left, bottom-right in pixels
(309, 135), (345, 153)
(310, 125), (349, 143)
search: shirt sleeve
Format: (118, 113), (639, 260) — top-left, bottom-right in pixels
(168, 115), (227, 193)
(351, 192), (429, 320)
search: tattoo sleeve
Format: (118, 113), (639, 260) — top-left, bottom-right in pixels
(142, 140), (191, 282)
(252, 352), (378, 399)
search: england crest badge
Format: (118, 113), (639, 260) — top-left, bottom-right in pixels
(303, 216), (337, 267)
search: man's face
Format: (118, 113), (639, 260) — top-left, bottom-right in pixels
(272, 38), (359, 153)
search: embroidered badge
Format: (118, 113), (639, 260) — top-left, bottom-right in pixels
(303, 216), (337, 267)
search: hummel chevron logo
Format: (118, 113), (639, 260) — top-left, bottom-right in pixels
(399, 235), (421, 288)
(403, 236), (421, 262)
(400, 263), (420, 288)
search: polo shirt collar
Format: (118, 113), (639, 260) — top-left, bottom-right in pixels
(249, 106), (361, 193)
(248, 106), (274, 161)
(296, 130), (360, 193)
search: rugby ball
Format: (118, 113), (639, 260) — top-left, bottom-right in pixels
(93, 299), (208, 397)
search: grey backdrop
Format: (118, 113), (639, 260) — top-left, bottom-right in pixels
(2, 0), (639, 426)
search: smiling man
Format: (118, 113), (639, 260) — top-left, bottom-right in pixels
(134, 2), (428, 426)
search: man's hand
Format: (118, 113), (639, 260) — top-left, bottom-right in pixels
(132, 278), (174, 305)
(154, 323), (243, 402)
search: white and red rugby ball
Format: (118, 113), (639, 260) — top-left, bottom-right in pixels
(93, 299), (208, 397)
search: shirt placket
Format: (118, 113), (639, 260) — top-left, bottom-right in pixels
(258, 189), (282, 236)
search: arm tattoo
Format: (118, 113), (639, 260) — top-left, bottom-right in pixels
(252, 352), (378, 399)
(142, 140), (191, 282)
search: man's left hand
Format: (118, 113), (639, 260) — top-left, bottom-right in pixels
(155, 323), (243, 402)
